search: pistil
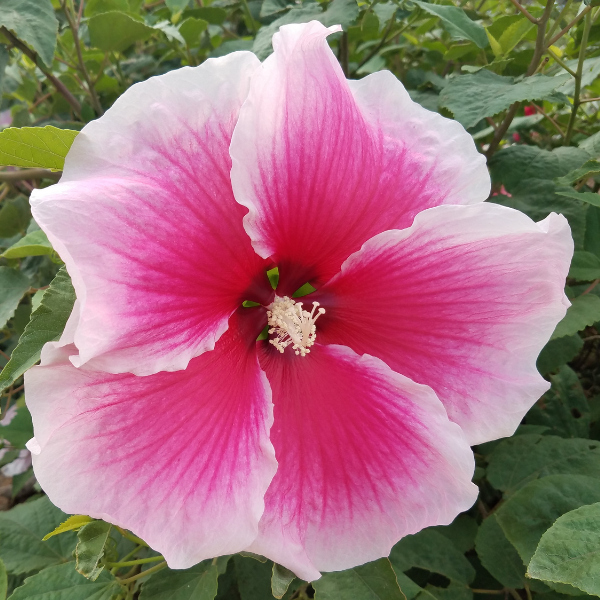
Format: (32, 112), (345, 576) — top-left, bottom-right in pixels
(266, 296), (325, 356)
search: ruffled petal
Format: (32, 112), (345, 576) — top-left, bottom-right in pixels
(247, 343), (477, 581)
(230, 21), (489, 294)
(25, 310), (277, 567)
(315, 203), (573, 445)
(31, 52), (270, 376)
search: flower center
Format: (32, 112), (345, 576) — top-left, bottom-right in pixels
(267, 296), (325, 356)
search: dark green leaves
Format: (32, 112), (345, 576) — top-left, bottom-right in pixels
(0, 126), (78, 170)
(1, 230), (55, 259)
(139, 560), (219, 600)
(0, 0), (58, 67)
(495, 475), (600, 563)
(8, 563), (121, 600)
(0, 267), (30, 330)
(413, 2), (487, 48)
(475, 515), (527, 589)
(527, 366), (590, 439)
(440, 71), (570, 129)
(552, 294), (600, 339)
(528, 502), (600, 596)
(271, 564), (295, 599)
(487, 435), (600, 495)
(0, 496), (76, 574)
(569, 251), (600, 281)
(88, 11), (155, 52)
(313, 559), (404, 600)
(75, 521), (112, 581)
(0, 266), (75, 393)
(390, 529), (474, 600)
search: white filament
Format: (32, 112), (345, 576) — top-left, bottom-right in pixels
(267, 296), (325, 356)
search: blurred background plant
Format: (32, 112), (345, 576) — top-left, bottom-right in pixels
(1, 0), (600, 599)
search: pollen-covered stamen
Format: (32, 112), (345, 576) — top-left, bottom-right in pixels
(266, 296), (326, 356)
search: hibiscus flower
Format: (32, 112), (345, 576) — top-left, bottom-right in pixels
(25, 22), (572, 580)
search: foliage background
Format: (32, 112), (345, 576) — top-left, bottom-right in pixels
(0, 0), (600, 598)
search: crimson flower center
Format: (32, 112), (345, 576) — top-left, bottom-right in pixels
(266, 296), (326, 356)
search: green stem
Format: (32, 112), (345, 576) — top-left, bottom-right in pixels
(546, 4), (591, 48)
(564, 9), (592, 145)
(116, 526), (148, 547)
(106, 556), (165, 568)
(546, 46), (576, 76)
(545, 0), (572, 43)
(240, 0), (257, 35)
(117, 561), (167, 585)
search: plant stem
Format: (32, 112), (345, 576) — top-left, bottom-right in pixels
(545, 0), (572, 42)
(240, 0), (257, 35)
(485, 0), (554, 159)
(0, 27), (82, 117)
(117, 561), (167, 584)
(106, 556), (165, 568)
(531, 102), (565, 137)
(546, 4), (591, 48)
(61, 0), (104, 116)
(508, 0), (538, 24)
(338, 31), (349, 77)
(116, 526), (148, 547)
(545, 46), (576, 76)
(564, 9), (592, 145)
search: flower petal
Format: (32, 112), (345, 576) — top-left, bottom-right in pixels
(25, 310), (277, 567)
(31, 52), (270, 376)
(230, 21), (489, 294)
(315, 203), (573, 445)
(247, 342), (477, 581)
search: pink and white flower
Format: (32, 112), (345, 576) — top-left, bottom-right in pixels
(26, 22), (572, 580)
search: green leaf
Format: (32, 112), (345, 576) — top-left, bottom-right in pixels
(431, 515), (478, 554)
(489, 146), (591, 190)
(526, 366), (590, 439)
(0, 0), (58, 67)
(439, 71), (570, 128)
(0, 558), (6, 600)
(0, 266), (75, 393)
(554, 160), (600, 186)
(496, 17), (534, 55)
(88, 11), (155, 52)
(139, 560), (218, 600)
(319, 0), (359, 29)
(0, 195), (30, 238)
(260, 0), (292, 17)
(253, 0), (358, 59)
(75, 521), (112, 581)
(528, 502), (600, 596)
(537, 335), (584, 375)
(475, 514), (527, 589)
(489, 179), (588, 250)
(84, 0), (130, 17)
(178, 17), (208, 46)
(43, 515), (93, 541)
(579, 129), (600, 157)
(390, 529), (474, 600)
(0, 496), (76, 574)
(1, 230), (55, 259)
(569, 251), (600, 281)
(487, 434), (600, 495)
(183, 7), (227, 24)
(556, 189), (600, 209)
(0, 405), (32, 448)
(413, 2), (487, 48)
(313, 558), (404, 600)
(552, 294), (600, 339)
(166, 0), (189, 15)
(271, 564), (295, 599)
(0, 267), (30, 330)
(0, 126), (78, 171)
(495, 474), (600, 565)
(8, 563), (121, 600)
